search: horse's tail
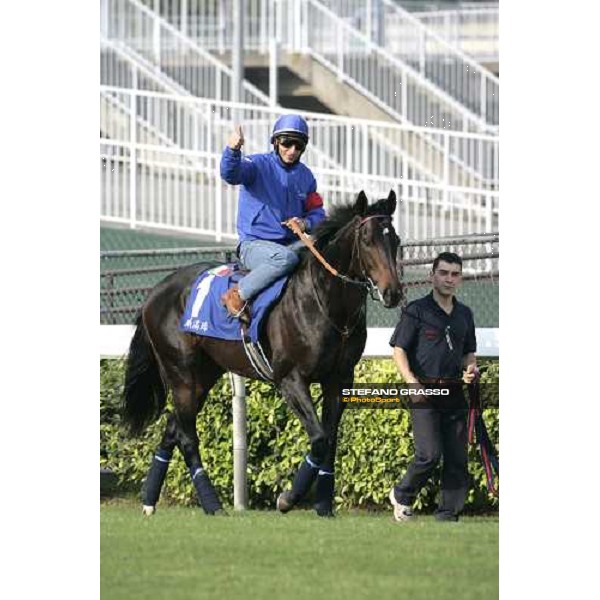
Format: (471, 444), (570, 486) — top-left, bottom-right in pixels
(122, 313), (167, 436)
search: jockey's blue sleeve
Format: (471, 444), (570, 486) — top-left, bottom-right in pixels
(220, 146), (258, 186)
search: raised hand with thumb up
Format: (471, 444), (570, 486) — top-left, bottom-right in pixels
(228, 125), (245, 151)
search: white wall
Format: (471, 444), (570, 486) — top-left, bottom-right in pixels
(100, 325), (499, 358)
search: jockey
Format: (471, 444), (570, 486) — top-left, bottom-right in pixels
(219, 114), (326, 323)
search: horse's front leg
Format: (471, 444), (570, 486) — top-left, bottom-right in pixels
(276, 370), (328, 513)
(313, 376), (349, 517)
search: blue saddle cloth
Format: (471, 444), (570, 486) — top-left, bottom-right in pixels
(179, 263), (288, 343)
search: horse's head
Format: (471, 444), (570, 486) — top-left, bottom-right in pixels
(350, 189), (402, 308)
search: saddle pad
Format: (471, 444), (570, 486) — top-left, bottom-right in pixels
(179, 263), (288, 343)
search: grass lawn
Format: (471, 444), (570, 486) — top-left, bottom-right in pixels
(101, 500), (498, 600)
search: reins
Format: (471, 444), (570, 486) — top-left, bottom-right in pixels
(286, 214), (390, 298)
(286, 214), (390, 340)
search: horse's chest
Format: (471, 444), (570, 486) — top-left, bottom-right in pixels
(309, 330), (364, 376)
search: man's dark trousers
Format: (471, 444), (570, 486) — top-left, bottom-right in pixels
(394, 396), (469, 520)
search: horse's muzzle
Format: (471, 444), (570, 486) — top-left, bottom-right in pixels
(383, 286), (401, 308)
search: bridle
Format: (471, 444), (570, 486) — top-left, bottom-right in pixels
(290, 214), (397, 339)
(349, 214), (397, 302)
(289, 214), (396, 302)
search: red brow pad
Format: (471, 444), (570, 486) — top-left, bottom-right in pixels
(305, 192), (323, 211)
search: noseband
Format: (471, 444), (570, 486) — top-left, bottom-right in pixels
(340, 214), (395, 302)
(288, 213), (396, 302)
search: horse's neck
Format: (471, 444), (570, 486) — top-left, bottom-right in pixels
(295, 235), (364, 314)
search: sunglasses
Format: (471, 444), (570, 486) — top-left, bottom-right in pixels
(277, 137), (306, 152)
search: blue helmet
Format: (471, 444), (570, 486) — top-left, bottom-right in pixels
(271, 114), (309, 144)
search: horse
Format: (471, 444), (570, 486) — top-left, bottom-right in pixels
(122, 189), (401, 517)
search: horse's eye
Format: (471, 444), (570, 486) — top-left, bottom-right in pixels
(361, 226), (373, 245)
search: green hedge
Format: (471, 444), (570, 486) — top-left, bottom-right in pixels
(100, 358), (499, 512)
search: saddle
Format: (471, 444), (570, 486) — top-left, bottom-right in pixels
(179, 263), (288, 381)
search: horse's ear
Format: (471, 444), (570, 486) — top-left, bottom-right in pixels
(386, 190), (397, 215)
(355, 190), (368, 216)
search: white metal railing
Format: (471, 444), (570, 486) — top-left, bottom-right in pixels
(413, 7), (499, 63)
(101, 38), (353, 175)
(318, 0), (498, 127)
(137, 0), (278, 53)
(283, 0), (496, 184)
(101, 0), (270, 105)
(100, 87), (498, 241)
(136, 0), (497, 131)
(128, 0), (496, 186)
(101, 28), (495, 188)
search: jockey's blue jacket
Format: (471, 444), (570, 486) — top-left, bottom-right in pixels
(220, 146), (326, 244)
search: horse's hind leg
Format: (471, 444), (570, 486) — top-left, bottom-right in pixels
(172, 372), (225, 515)
(141, 413), (179, 516)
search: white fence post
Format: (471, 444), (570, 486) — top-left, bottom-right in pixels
(153, 0), (161, 63)
(442, 131), (450, 228)
(337, 26), (343, 80)
(181, 0), (188, 38)
(232, 374), (248, 510)
(129, 80), (137, 229)
(269, 38), (279, 106)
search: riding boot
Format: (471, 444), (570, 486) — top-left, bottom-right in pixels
(221, 285), (251, 324)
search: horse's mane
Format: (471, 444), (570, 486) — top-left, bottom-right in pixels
(297, 197), (391, 263)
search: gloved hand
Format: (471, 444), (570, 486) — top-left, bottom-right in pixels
(283, 217), (308, 234)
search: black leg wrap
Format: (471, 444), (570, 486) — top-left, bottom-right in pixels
(314, 471), (335, 516)
(290, 455), (320, 503)
(191, 468), (223, 514)
(142, 450), (172, 507)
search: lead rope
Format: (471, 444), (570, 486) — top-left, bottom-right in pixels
(467, 375), (499, 496)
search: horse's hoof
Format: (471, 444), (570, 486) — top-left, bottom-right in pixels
(277, 491), (295, 513)
(316, 508), (335, 518)
(210, 508), (229, 517)
(142, 505), (156, 517)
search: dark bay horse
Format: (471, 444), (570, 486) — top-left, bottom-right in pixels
(122, 190), (401, 516)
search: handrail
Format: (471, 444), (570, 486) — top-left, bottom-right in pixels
(380, 0), (498, 83)
(122, 0), (497, 185)
(100, 87), (499, 241)
(135, 0), (497, 132)
(101, 0), (270, 105)
(317, 0), (498, 127)
(283, 0), (491, 133)
(412, 6), (499, 62)
(100, 85), (499, 143)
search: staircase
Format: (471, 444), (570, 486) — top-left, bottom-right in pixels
(411, 3), (499, 71)
(99, 0), (499, 239)
(318, 0), (499, 129)
(136, 0), (497, 189)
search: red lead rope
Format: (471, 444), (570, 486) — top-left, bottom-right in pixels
(467, 377), (499, 497)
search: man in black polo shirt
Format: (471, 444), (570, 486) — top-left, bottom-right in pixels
(388, 252), (477, 522)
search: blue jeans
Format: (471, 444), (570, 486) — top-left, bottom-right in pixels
(238, 239), (304, 301)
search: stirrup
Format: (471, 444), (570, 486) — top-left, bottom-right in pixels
(231, 302), (248, 318)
